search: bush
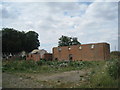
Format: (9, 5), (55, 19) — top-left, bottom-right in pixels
(108, 52), (120, 79)
(110, 51), (120, 56)
(110, 51), (120, 59)
(108, 59), (120, 79)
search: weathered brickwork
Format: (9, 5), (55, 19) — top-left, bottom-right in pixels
(26, 53), (53, 61)
(43, 53), (53, 61)
(53, 43), (110, 61)
(26, 54), (41, 61)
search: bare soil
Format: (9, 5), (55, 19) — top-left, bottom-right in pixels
(2, 69), (90, 88)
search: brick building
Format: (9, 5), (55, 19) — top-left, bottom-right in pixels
(26, 49), (52, 61)
(43, 53), (53, 61)
(26, 53), (40, 61)
(53, 43), (110, 61)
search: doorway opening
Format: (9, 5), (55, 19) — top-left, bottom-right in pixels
(69, 54), (73, 61)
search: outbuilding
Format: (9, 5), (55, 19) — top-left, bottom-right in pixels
(52, 42), (110, 61)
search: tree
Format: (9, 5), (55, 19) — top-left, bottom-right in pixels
(58, 35), (71, 46)
(25, 31), (40, 52)
(2, 28), (40, 54)
(71, 37), (80, 45)
(58, 35), (81, 46)
(2, 28), (23, 54)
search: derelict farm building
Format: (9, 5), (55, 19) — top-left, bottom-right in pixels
(26, 49), (52, 61)
(52, 43), (110, 61)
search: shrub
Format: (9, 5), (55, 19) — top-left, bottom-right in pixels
(108, 59), (120, 79)
(110, 51), (120, 56)
(110, 51), (120, 59)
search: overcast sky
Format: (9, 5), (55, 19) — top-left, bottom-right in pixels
(1, 1), (118, 53)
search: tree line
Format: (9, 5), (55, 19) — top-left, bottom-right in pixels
(2, 28), (40, 54)
(1, 28), (81, 55)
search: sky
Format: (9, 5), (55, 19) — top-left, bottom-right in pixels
(1, 0), (118, 53)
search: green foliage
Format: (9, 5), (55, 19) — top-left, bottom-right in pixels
(2, 60), (94, 73)
(2, 60), (38, 72)
(110, 51), (120, 59)
(72, 37), (80, 45)
(110, 51), (120, 56)
(35, 53), (120, 88)
(107, 52), (120, 79)
(88, 70), (118, 88)
(78, 59), (119, 88)
(108, 59), (120, 79)
(2, 28), (40, 53)
(25, 31), (40, 52)
(58, 35), (81, 46)
(2, 58), (119, 88)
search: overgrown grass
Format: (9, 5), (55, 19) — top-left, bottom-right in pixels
(86, 62), (118, 88)
(77, 58), (119, 88)
(2, 60), (96, 73)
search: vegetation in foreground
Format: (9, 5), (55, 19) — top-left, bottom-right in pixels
(2, 51), (120, 88)
(3, 60), (94, 73)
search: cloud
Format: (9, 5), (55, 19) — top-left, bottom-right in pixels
(1, 1), (118, 52)
(2, 3), (21, 19)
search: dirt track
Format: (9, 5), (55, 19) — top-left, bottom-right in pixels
(3, 70), (89, 88)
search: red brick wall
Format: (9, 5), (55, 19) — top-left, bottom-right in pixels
(26, 54), (41, 61)
(43, 53), (52, 61)
(53, 43), (110, 61)
(26, 53), (53, 61)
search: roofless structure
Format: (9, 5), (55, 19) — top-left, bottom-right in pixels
(53, 43), (110, 61)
